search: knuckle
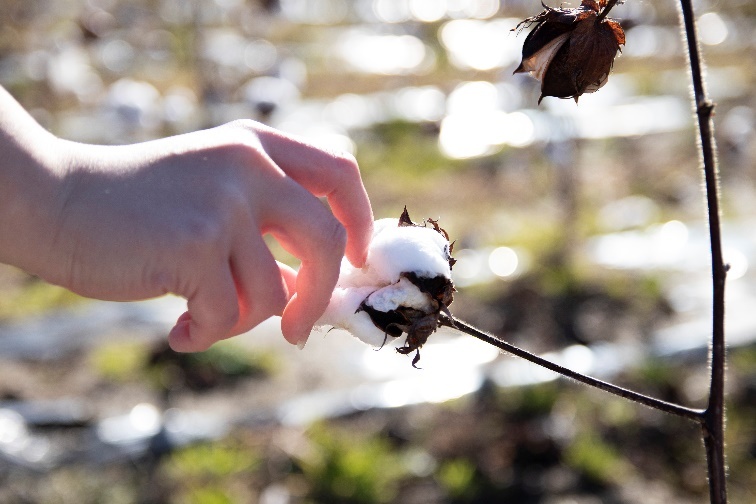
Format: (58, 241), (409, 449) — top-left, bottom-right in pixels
(331, 151), (360, 179)
(205, 125), (267, 171)
(319, 218), (347, 256)
(193, 307), (239, 348)
(189, 337), (214, 353)
(191, 217), (224, 246)
(220, 185), (252, 223)
(180, 217), (225, 260)
(218, 303), (241, 332)
(268, 283), (289, 314)
(224, 139), (267, 169)
(225, 118), (261, 132)
(240, 285), (287, 331)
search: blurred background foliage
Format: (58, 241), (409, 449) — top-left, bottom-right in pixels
(1, 0), (756, 502)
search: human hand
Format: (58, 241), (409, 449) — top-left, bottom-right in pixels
(5, 117), (373, 351)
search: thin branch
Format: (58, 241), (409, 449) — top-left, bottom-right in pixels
(443, 316), (705, 422)
(596, 0), (621, 22)
(678, 0), (728, 502)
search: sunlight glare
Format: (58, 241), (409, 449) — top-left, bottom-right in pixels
(451, 249), (485, 286)
(654, 220), (688, 264)
(446, 80), (498, 115)
(339, 31), (427, 74)
(373, 0), (411, 23)
(280, 0), (348, 24)
(488, 247), (518, 278)
(440, 110), (535, 158)
(724, 247), (748, 281)
(130, 403), (162, 434)
(447, 0), (500, 19)
(410, 0), (447, 22)
(439, 18), (520, 71)
(698, 12), (728, 46)
(394, 86), (446, 122)
(0, 409), (26, 445)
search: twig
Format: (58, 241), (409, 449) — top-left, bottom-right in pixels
(596, 0), (621, 22)
(678, 1), (728, 502)
(442, 316), (704, 422)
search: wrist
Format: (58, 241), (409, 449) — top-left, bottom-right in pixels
(0, 93), (70, 278)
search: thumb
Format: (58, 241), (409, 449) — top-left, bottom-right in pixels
(168, 267), (239, 352)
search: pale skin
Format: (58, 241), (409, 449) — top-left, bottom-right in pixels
(0, 86), (374, 351)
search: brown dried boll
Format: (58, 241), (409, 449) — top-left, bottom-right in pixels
(514, 0), (625, 104)
(358, 208), (456, 368)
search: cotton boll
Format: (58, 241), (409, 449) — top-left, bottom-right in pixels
(316, 208), (456, 367)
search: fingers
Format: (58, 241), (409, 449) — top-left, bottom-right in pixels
(169, 236), (296, 352)
(167, 122), (373, 350)
(169, 262), (297, 352)
(279, 227), (345, 346)
(228, 232), (288, 335)
(260, 179), (347, 346)
(168, 265), (239, 352)
(253, 125), (374, 267)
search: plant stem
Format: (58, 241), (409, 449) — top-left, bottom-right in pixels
(442, 316), (704, 422)
(596, 0), (621, 21)
(678, 0), (728, 502)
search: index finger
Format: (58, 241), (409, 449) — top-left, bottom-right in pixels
(252, 124), (374, 267)
(259, 177), (348, 346)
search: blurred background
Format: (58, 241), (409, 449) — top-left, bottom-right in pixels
(1, 0), (755, 502)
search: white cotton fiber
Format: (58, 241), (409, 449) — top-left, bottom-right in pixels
(318, 286), (385, 346)
(336, 218), (451, 289)
(365, 277), (431, 313)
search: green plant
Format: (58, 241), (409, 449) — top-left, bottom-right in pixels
(0, 276), (85, 320)
(300, 424), (406, 504)
(162, 440), (261, 504)
(436, 458), (476, 499)
(90, 341), (150, 382)
(564, 433), (629, 485)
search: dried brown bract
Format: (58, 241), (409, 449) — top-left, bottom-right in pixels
(514, 0), (625, 104)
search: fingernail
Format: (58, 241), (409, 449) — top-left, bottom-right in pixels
(296, 335), (308, 350)
(352, 252), (368, 269)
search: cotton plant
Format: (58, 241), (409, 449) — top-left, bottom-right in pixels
(316, 208), (456, 367)
(329, 0), (729, 499)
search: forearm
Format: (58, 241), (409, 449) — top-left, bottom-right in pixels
(0, 87), (374, 349)
(0, 86), (67, 275)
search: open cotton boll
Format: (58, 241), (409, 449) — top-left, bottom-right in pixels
(316, 208), (456, 367)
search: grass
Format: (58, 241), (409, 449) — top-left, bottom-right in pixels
(90, 339), (280, 391)
(162, 439), (262, 504)
(89, 341), (151, 382)
(564, 432), (630, 485)
(436, 458), (477, 499)
(300, 423), (407, 504)
(0, 270), (86, 321)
